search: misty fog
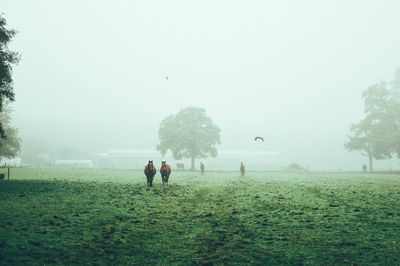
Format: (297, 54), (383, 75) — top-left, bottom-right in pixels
(3, 0), (400, 170)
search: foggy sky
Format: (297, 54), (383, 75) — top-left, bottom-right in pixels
(3, 0), (400, 170)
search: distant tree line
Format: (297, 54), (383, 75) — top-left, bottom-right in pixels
(345, 67), (400, 171)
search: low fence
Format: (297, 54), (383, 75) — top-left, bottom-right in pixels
(0, 166), (10, 180)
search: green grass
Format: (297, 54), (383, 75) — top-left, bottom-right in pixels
(0, 168), (400, 264)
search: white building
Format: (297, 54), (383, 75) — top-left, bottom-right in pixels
(0, 157), (23, 167)
(93, 149), (279, 170)
(55, 160), (94, 168)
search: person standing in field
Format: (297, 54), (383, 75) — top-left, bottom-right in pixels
(200, 162), (205, 175)
(240, 162), (245, 177)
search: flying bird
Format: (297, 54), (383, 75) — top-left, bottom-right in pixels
(254, 136), (264, 142)
(165, 76), (169, 80)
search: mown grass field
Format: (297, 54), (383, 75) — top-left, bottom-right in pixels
(0, 168), (400, 265)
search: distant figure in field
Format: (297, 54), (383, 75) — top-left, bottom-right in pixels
(160, 161), (171, 185)
(200, 162), (205, 175)
(176, 163), (184, 170)
(144, 160), (156, 187)
(240, 162), (245, 177)
(362, 164), (367, 172)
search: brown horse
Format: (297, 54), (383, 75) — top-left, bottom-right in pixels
(144, 160), (156, 187)
(200, 162), (205, 175)
(240, 162), (245, 177)
(160, 161), (171, 185)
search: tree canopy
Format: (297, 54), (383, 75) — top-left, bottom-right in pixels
(0, 14), (19, 138)
(157, 107), (221, 170)
(345, 67), (400, 171)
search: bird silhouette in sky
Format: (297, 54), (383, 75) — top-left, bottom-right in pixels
(255, 136), (264, 142)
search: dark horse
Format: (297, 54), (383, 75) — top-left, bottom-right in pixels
(176, 163), (184, 170)
(144, 160), (156, 187)
(240, 162), (245, 177)
(160, 161), (171, 185)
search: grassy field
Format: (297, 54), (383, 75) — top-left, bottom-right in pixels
(0, 168), (399, 265)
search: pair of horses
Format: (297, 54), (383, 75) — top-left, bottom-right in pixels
(144, 160), (171, 187)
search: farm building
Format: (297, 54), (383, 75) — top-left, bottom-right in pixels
(94, 149), (163, 169)
(0, 157), (24, 167)
(55, 160), (94, 168)
(24, 147), (93, 168)
(200, 150), (280, 170)
(92, 149), (279, 170)
(52, 146), (91, 161)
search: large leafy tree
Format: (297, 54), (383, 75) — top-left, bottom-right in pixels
(0, 15), (19, 138)
(157, 107), (221, 170)
(345, 68), (400, 170)
(345, 118), (392, 172)
(386, 67), (400, 158)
